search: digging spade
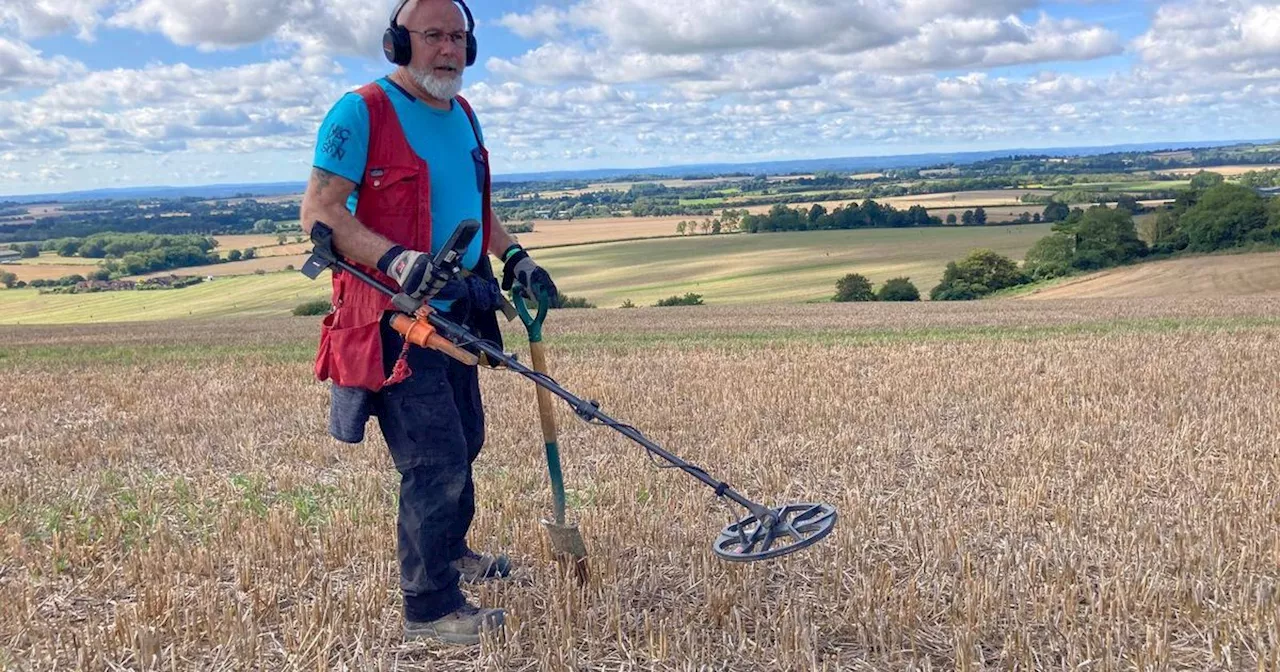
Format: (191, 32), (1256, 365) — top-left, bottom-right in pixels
(512, 287), (590, 585)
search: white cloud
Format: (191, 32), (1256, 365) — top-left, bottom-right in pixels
(498, 6), (568, 40)
(0, 57), (346, 164)
(851, 14), (1123, 72)
(0, 36), (83, 91)
(564, 0), (899, 55)
(1134, 0), (1280, 75)
(0, 0), (111, 39)
(489, 43), (714, 84)
(499, 0), (1042, 56)
(108, 0), (293, 49)
(104, 0), (393, 57)
(489, 1), (1121, 89)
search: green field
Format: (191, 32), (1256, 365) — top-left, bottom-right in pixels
(540, 224), (1053, 307)
(0, 274), (330, 325)
(0, 224), (1054, 323)
(12, 252), (102, 266)
(1045, 180), (1191, 192)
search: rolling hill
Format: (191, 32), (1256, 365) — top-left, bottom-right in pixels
(1018, 250), (1280, 300)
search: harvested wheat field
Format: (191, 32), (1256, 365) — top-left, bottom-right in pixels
(132, 253), (310, 280)
(1022, 251), (1280, 300)
(511, 216), (689, 249)
(2, 298), (1279, 670)
(1160, 164), (1280, 177)
(5, 263), (104, 283)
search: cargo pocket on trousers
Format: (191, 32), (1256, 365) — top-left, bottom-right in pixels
(378, 379), (468, 472)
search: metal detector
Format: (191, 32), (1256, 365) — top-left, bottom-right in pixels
(301, 221), (838, 563)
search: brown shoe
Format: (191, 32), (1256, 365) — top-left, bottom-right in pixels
(404, 603), (505, 645)
(451, 550), (511, 583)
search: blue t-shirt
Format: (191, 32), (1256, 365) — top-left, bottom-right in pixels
(312, 77), (486, 284)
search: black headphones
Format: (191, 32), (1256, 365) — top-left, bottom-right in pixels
(383, 0), (477, 68)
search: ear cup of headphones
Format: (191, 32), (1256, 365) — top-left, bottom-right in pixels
(383, 25), (412, 65)
(466, 32), (477, 66)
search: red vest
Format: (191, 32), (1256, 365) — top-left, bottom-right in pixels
(313, 82), (493, 392)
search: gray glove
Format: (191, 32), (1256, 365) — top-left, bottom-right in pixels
(378, 245), (449, 301)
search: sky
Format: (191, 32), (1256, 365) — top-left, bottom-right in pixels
(0, 0), (1278, 195)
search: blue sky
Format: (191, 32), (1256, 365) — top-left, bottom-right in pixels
(1, 0), (1278, 196)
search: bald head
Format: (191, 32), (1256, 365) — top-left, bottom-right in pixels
(397, 0), (466, 32)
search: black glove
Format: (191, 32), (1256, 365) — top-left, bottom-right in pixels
(378, 245), (450, 301)
(501, 245), (558, 302)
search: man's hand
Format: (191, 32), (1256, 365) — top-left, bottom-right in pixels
(501, 245), (558, 302)
(379, 245), (450, 301)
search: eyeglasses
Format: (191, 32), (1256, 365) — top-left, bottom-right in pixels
(404, 29), (467, 48)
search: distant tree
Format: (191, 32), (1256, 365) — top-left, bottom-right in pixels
(946, 213), (958, 225)
(654, 293), (704, 307)
(1071, 206), (1147, 269)
(1178, 183), (1269, 252)
(962, 210), (975, 226)
(876, 277), (920, 301)
(78, 239), (106, 258)
(243, 248), (257, 260)
(833, 273), (876, 302)
(0, 270), (15, 288)
(808, 204), (827, 225)
(1022, 233), (1075, 279)
(930, 249), (1030, 300)
(973, 207), (987, 225)
(292, 299), (331, 316)
(19, 243), (39, 258)
(228, 249), (243, 262)
(1043, 201), (1071, 223)
(1189, 170), (1225, 190)
(1033, 213), (1042, 223)
(252, 219), (276, 233)
(675, 221), (687, 235)
(719, 208), (744, 233)
(551, 293), (595, 309)
(1115, 194), (1141, 215)
(58, 240), (79, 257)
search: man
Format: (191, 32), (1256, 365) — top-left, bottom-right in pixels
(299, 0), (558, 646)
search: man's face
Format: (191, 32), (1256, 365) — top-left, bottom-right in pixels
(401, 0), (468, 101)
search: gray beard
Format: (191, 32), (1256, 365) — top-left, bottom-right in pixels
(410, 66), (463, 101)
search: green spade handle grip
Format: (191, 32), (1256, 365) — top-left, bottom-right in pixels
(512, 285), (550, 343)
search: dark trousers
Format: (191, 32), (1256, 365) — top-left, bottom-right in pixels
(372, 316), (485, 622)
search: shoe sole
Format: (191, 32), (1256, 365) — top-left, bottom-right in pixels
(458, 572), (509, 584)
(404, 630), (481, 646)
(404, 615), (505, 645)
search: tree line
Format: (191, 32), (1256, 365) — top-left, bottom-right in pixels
(929, 183), (1280, 300)
(3, 232), (261, 282)
(0, 198), (298, 243)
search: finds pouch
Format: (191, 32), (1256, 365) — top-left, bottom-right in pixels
(329, 382), (373, 443)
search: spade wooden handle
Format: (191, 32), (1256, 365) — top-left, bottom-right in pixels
(529, 341), (558, 443)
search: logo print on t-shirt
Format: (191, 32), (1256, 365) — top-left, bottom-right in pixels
(322, 125), (352, 160)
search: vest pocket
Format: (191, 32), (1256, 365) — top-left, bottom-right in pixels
(314, 287), (390, 392)
(364, 164), (420, 212)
